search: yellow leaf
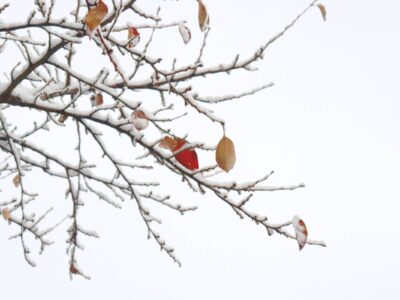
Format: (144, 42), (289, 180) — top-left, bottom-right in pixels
(198, 0), (210, 32)
(2, 208), (11, 221)
(317, 4), (327, 21)
(13, 174), (20, 187)
(216, 136), (236, 172)
(85, 0), (109, 37)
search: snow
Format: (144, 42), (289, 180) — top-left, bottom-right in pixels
(178, 22), (191, 45)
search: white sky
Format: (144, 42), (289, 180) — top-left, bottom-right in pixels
(1, 0), (400, 299)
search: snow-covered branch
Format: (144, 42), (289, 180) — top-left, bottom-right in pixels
(0, 0), (326, 277)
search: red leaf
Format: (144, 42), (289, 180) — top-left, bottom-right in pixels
(174, 140), (199, 171)
(128, 27), (140, 38)
(159, 137), (199, 170)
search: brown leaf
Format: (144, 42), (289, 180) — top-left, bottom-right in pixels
(59, 114), (68, 123)
(131, 109), (149, 130)
(292, 215), (308, 251)
(2, 208), (11, 221)
(70, 264), (80, 275)
(85, 0), (109, 37)
(317, 4), (327, 21)
(40, 92), (49, 100)
(95, 93), (103, 106)
(159, 136), (178, 151)
(13, 174), (20, 187)
(216, 136), (236, 172)
(198, 0), (210, 32)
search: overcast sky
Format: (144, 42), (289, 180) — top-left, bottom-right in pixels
(1, 0), (400, 299)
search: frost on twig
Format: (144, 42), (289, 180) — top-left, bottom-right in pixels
(0, 0), (325, 278)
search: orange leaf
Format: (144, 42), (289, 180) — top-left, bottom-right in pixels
(198, 0), (210, 32)
(316, 4), (327, 21)
(216, 136), (236, 172)
(292, 215), (308, 251)
(13, 174), (20, 187)
(128, 26), (140, 48)
(2, 208), (11, 221)
(85, 0), (109, 37)
(159, 136), (178, 151)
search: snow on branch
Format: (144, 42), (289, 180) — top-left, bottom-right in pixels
(0, 0), (326, 277)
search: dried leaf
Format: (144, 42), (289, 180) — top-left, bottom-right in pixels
(85, 0), (109, 37)
(159, 136), (178, 151)
(13, 174), (20, 187)
(70, 264), (80, 275)
(159, 137), (199, 170)
(59, 114), (68, 123)
(179, 22), (191, 44)
(128, 26), (140, 48)
(40, 92), (49, 100)
(316, 4), (327, 21)
(2, 208), (11, 221)
(292, 215), (308, 251)
(128, 26), (139, 39)
(90, 93), (103, 106)
(216, 136), (236, 172)
(95, 93), (103, 106)
(131, 109), (149, 130)
(198, 0), (210, 32)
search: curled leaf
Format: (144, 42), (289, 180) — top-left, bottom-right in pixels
(40, 92), (49, 100)
(2, 208), (11, 221)
(131, 109), (149, 131)
(159, 137), (199, 170)
(91, 93), (103, 106)
(179, 22), (191, 44)
(85, 0), (109, 37)
(128, 26), (140, 48)
(59, 114), (68, 123)
(159, 136), (178, 151)
(198, 0), (210, 32)
(70, 264), (80, 275)
(292, 215), (308, 251)
(13, 174), (20, 187)
(316, 4), (327, 21)
(216, 136), (236, 172)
